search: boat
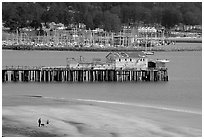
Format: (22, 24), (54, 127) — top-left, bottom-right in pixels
(142, 51), (154, 55)
(156, 59), (170, 63)
(142, 36), (154, 55)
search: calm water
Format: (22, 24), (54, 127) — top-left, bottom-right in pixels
(2, 49), (202, 112)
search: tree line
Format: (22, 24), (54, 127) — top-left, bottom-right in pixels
(2, 2), (202, 32)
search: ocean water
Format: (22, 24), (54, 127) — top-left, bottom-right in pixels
(2, 49), (202, 113)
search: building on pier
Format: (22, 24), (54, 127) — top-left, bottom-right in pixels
(2, 52), (169, 83)
(106, 52), (148, 70)
(66, 56), (114, 70)
(66, 52), (168, 71)
(148, 59), (169, 69)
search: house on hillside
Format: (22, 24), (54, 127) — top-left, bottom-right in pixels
(106, 52), (148, 70)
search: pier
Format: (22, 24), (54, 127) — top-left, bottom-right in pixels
(2, 66), (168, 83)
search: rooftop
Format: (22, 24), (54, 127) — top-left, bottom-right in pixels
(106, 52), (146, 59)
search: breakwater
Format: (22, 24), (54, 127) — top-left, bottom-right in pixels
(168, 38), (202, 43)
(2, 43), (202, 52)
(2, 66), (168, 83)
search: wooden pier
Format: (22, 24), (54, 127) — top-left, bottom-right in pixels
(2, 66), (168, 83)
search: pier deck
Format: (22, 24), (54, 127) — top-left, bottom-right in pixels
(2, 66), (168, 83)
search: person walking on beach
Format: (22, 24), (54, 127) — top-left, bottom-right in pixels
(46, 120), (49, 125)
(38, 118), (41, 127)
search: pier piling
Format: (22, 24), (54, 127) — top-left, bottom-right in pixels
(2, 66), (168, 83)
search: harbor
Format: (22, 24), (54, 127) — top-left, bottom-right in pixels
(3, 26), (201, 52)
(2, 26), (176, 50)
(2, 2), (202, 137)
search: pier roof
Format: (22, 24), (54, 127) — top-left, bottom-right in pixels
(106, 52), (146, 60)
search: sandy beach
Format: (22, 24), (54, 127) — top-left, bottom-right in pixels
(2, 95), (202, 137)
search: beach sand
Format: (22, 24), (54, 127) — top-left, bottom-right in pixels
(2, 96), (202, 137)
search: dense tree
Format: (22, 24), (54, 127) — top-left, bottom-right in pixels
(85, 13), (94, 29)
(103, 11), (121, 32)
(161, 8), (183, 29)
(93, 11), (104, 28)
(151, 7), (163, 24)
(30, 20), (42, 30)
(2, 2), (202, 32)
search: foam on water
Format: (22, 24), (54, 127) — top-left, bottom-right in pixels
(34, 95), (201, 115)
(75, 98), (202, 115)
(36, 95), (202, 115)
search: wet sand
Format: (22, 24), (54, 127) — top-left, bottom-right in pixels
(2, 96), (202, 137)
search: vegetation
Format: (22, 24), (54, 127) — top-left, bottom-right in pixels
(2, 2), (202, 32)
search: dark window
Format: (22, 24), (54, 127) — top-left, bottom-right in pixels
(130, 59), (132, 61)
(125, 59), (127, 61)
(119, 59), (121, 62)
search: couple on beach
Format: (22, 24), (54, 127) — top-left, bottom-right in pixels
(38, 118), (49, 127)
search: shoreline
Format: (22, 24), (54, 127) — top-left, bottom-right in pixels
(2, 43), (202, 52)
(2, 96), (202, 137)
(167, 37), (202, 43)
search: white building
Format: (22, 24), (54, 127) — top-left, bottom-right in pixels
(67, 52), (149, 70)
(106, 52), (148, 70)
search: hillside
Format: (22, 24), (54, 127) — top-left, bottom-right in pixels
(2, 2), (202, 32)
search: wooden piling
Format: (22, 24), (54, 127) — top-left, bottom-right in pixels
(2, 67), (168, 83)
